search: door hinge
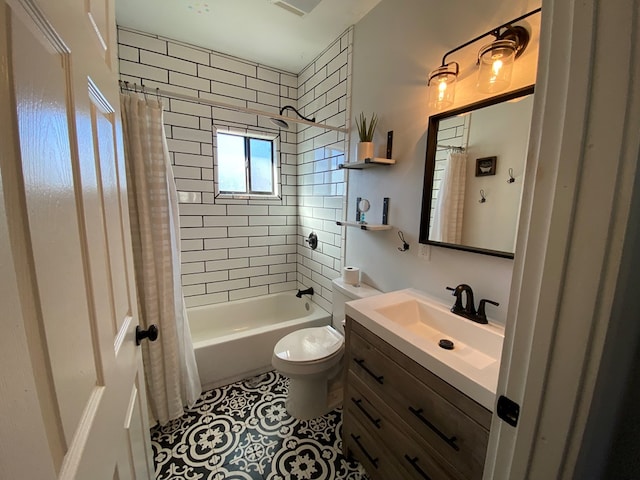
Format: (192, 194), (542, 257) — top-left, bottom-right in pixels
(497, 395), (520, 427)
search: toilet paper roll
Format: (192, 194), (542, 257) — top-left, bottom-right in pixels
(342, 266), (360, 286)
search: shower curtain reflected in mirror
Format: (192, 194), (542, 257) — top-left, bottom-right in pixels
(121, 92), (201, 425)
(429, 151), (467, 244)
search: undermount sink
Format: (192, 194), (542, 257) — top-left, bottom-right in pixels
(345, 289), (505, 411)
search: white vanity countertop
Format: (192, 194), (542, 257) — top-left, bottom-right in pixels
(345, 288), (505, 411)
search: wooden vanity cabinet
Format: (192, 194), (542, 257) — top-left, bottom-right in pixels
(342, 317), (493, 480)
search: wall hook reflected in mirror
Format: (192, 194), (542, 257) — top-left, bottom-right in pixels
(479, 189), (487, 203)
(397, 230), (410, 252)
(507, 168), (516, 183)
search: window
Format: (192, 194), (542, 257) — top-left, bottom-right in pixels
(215, 131), (279, 197)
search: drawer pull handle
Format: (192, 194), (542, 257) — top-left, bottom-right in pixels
(354, 358), (384, 384)
(408, 406), (460, 451)
(404, 455), (432, 480)
(352, 398), (381, 428)
(351, 434), (379, 468)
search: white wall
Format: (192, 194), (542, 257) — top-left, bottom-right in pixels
(347, 0), (541, 324)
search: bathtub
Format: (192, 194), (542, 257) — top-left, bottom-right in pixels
(188, 291), (331, 391)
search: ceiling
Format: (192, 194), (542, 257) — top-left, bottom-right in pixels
(115, 0), (381, 74)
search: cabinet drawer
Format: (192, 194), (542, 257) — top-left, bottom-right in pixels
(347, 317), (492, 428)
(346, 372), (459, 480)
(347, 329), (489, 480)
(343, 413), (409, 480)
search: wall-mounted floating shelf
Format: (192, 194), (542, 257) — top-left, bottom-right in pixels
(338, 197), (391, 231)
(336, 221), (393, 231)
(339, 157), (396, 169)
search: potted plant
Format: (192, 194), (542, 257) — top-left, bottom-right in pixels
(356, 112), (378, 162)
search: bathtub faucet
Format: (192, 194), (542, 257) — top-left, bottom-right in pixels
(296, 287), (314, 298)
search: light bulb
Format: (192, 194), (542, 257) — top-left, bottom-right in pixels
(492, 59), (503, 76)
(477, 40), (516, 94)
(438, 80), (447, 102)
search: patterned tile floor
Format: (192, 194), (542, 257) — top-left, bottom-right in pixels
(151, 371), (370, 479)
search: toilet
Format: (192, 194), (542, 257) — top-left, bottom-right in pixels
(272, 277), (381, 419)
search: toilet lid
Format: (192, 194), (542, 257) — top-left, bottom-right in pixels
(274, 326), (344, 363)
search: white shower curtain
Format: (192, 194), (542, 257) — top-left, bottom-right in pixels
(430, 151), (467, 244)
(120, 92), (201, 425)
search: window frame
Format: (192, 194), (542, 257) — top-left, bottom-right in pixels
(213, 127), (281, 200)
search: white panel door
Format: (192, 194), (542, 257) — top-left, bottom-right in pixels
(0, 0), (155, 478)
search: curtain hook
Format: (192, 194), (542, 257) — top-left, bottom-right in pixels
(507, 167), (516, 183)
(479, 189), (487, 203)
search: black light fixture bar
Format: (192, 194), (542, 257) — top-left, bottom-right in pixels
(440, 7), (541, 67)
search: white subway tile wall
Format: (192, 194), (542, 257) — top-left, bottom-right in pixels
(294, 29), (352, 313)
(117, 27), (352, 311)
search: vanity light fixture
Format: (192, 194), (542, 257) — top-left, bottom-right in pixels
(477, 25), (530, 93)
(427, 8), (540, 108)
(427, 62), (459, 110)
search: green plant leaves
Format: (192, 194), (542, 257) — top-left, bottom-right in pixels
(356, 112), (378, 142)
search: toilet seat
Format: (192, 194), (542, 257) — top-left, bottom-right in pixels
(273, 325), (343, 364)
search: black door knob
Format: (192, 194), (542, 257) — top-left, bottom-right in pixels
(136, 324), (159, 345)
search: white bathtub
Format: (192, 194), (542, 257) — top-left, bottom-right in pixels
(188, 291), (331, 391)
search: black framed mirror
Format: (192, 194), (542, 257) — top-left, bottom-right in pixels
(419, 85), (535, 259)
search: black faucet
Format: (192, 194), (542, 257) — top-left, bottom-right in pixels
(445, 285), (499, 324)
(476, 299), (500, 324)
(447, 284), (476, 316)
(296, 287), (314, 298)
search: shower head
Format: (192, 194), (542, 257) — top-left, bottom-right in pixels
(269, 105), (315, 130)
(270, 117), (290, 129)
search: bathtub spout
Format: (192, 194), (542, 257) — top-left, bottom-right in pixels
(296, 287), (314, 298)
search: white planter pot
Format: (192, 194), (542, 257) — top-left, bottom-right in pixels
(357, 142), (374, 162)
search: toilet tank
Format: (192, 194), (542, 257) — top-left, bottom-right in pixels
(331, 278), (382, 333)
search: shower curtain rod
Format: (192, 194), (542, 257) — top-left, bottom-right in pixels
(119, 81), (349, 133)
(437, 144), (466, 151)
